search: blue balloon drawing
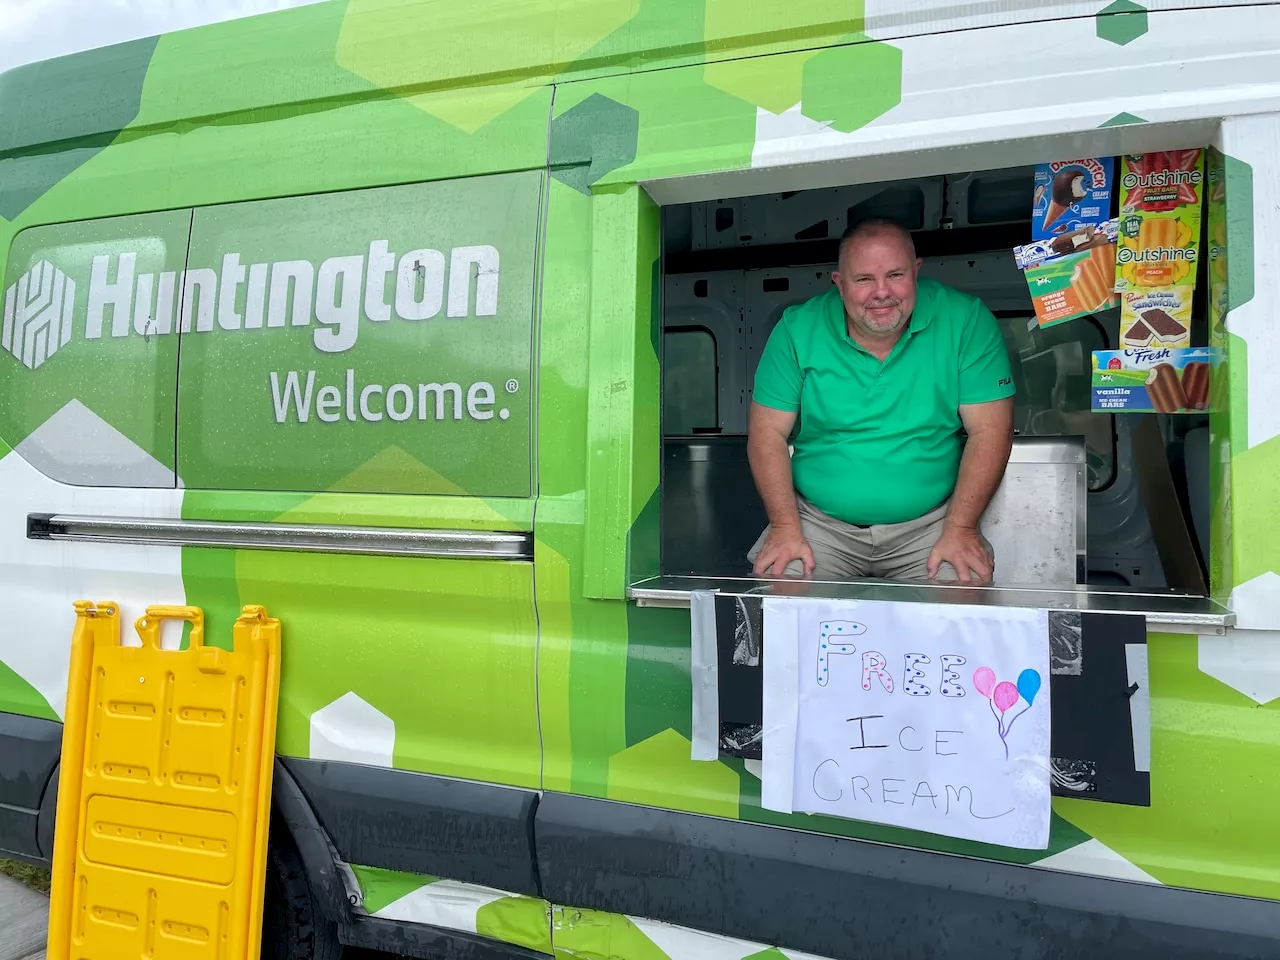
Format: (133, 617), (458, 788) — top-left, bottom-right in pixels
(1016, 668), (1042, 706)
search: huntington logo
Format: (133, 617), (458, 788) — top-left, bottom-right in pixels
(2, 261), (76, 370)
(2, 240), (501, 369)
(85, 242), (501, 353)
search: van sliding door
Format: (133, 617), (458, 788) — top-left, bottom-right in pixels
(1, 210), (190, 724)
(169, 174), (543, 799)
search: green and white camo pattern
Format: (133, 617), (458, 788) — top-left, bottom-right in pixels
(3, 4), (1280, 958)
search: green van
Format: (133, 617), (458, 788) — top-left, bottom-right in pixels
(3, 2), (1280, 958)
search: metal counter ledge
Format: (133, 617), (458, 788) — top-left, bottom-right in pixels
(628, 576), (1234, 634)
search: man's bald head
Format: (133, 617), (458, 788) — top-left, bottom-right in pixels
(837, 218), (916, 268)
(831, 217), (922, 343)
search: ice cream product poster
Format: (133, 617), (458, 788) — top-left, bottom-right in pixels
(1017, 238), (1118, 328)
(1015, 218), (1118, 271)
(1034, 158), (1115, 240)
(1092, 346), (1219, 414)
(1115, 150), (1204, 292)
(1119, 287), (1192, 349)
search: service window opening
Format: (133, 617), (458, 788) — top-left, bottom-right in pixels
(657, 158), (1212, 595)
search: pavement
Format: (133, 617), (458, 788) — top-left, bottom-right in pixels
(0, 874), (47, 960)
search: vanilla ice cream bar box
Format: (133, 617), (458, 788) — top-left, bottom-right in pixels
(1091, 346), (1220, 413)
(1033, 158), (1115, 241)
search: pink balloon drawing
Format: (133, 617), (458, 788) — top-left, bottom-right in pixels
(972, 666), (996, 698)
(974, 666), (1042, 760)
(992, 681), (1019, 712)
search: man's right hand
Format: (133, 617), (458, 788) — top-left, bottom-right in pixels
(752, 524), (816, 578)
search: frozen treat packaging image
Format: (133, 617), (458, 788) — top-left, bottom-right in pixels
(1033, 158), (1114, 240)
(1015, 218), (1118, 270)
(1074, 243), (1116, 309)
(1092, 346), (1220, 413)
(1120, 287), (1192, 349)
(1116, 150), (1204, 291)
(1018, 236), (1118, 328)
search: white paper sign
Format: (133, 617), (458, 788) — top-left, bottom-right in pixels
(762, 598), (1052, 849)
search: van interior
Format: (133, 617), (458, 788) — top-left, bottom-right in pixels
(657, 164), (1211, 594)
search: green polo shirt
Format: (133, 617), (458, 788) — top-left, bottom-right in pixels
(753, 278), (1014, 525)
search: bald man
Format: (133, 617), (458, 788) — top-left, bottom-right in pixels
(746, 218), (1015, 583)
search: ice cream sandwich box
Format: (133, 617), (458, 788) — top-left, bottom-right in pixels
(1115, 150), (1204, 292)
(1019, 238), (1118, 328)
(1033, 158), (1114, 240)
(1091, 346), (1221, 413)
(1119, 287), (1192, 349)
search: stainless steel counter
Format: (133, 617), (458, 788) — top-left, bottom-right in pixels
(628, 575), (1233, 634)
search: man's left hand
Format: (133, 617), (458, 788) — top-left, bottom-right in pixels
(927, 524), (993, 583)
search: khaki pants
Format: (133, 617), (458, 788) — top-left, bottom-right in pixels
(746, 496), (993, 582)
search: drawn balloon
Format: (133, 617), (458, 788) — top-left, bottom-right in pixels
(1016, 668), (1042, 706)
(973, 666), (996, 698)
(992, 680), (1020, 713)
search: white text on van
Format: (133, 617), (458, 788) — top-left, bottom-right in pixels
(84, 242), (500, 353)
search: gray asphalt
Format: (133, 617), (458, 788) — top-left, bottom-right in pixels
(0, 874), (46, 960)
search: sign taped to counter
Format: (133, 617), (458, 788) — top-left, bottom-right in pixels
(701, 595), (1151, 810)
(761, 598), (1051, 849)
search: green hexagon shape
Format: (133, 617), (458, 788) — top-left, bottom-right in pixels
(549, 93), (640, 195)
(801, 38), (902, 134)
(1096, 0), (1149, 46)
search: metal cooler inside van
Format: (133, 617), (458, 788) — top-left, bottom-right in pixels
(980, 435), (1086, 587)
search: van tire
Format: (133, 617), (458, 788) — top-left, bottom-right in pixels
(263, 825), (342, 960)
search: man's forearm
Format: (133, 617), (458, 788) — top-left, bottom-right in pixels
(748, 434), (803, 529)
(945, 429), (1013, 530)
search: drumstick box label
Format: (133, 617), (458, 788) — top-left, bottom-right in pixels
(1115, 150), (1204, 292)
(1033, 158), (1114, 241)
(1016, 234), (1118, 328)
(1091, 346), (1220, 413)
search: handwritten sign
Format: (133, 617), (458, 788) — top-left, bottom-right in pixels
(761, 598), (1051, 849)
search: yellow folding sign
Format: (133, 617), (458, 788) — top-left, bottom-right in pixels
(48, 603), (282, 960)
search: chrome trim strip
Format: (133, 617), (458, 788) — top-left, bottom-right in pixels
(627, 576), (1235, 634)
(27, 514), (531, 560)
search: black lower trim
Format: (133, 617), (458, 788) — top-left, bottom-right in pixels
(282, 758), (541, 898)
(535, 791), (1280, 960)
(36, 764), (59, 860)
(271, 759), (353, 924)
(339, 915), (549, 960)
(0, 711), (62, 861)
